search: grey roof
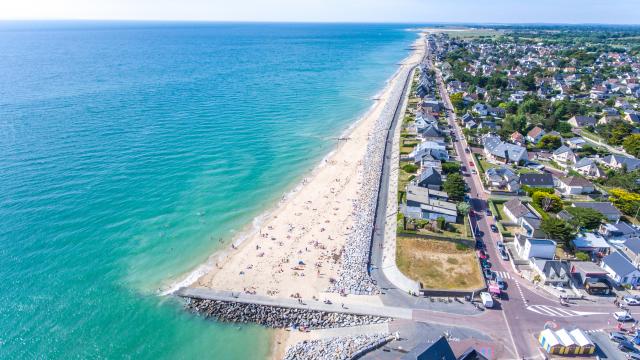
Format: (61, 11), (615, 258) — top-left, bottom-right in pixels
(628, 113), (640, 123)
(504, 198), (536, 219)
(483, 135), (527, 163)
(557, 210), (575, 221)
(571, 116), (597, 126)
(602, 252), (637, 277)
(419, 124), (442, 137)
(486, 166), (518, 182)
(602, 155), (640, 171)
(519, 173), (554, 186)
(417, 167), (442, 187)
(403, 336), (456, 360)
(461, 113), (474, 123)
(624, 239), (640, 256)
(574, 157), (595, 168)
(573, 202), (622, 217)
(614, 222), (639, 236)
(559, 176), (593, 187)
(553, 145), (572, 155)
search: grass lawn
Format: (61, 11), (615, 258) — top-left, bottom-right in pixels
(396, 237), (484, 290)
(495, 203), (509, 222)
(516, 167), (541, 175)
(417, 220), (470, 239)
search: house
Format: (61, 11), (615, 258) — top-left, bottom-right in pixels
(473, 103), (489, 116)
(573, 158), (605, 179)
(568, 116), (597, 128)
(566, 137), (586, 149)
(572, 233), (611, 254)
(556, 176), (595, 195)
(551, 146), (577, 167)
(477, 121), (497, 131)
(601, 251), (640, 286)
(570, 261), (610, 288)
(460, 112), (475, 125)
(486, 166), (520, 192)
(621, 239), (640, 267)
(409, 141), (449, 163)
(418, 124), (444, 141)
(572, 202), (622, 222)
(503, 198), (538, 224)
(531, 259), (571, 286)
(598, 115), (620, 125)
(599, 222), (640, 242)
(526, 126), (546, 144)
(514, 235), (557, 259)
(625, 113), (640, 124)
(482, 135), (528, 164)
(519, 173), (555, 188)
(599, 154), (640, 172)
(510, 131), (525, 146)
(416, 167), (443, 190)
(404, 184), (457, 222)
(521, 216), (545, 238)
(406, 335), (489, 360)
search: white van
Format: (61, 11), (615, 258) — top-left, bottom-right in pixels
(480, 292), (494, 308)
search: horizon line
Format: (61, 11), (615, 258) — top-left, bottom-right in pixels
(1, 19), (640, 27)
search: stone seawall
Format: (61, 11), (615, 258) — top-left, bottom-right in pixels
(185, 298), (389, 330)
(283, 334), (394, 360)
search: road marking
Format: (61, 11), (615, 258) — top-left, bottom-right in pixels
(584, 329), (605, 334)
(494, 271), (512, 280)
(514, 280), (528, 305)
(526, 305), (607, 317)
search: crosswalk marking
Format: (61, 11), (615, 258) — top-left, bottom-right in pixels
(494, 271), (511, 279)
(527, 305), (584, 317)
(583, 329), (605, 334)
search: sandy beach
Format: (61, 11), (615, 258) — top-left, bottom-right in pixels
(187, 31), (425, 357)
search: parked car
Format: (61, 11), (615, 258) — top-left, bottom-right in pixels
(465, 148), (470, 154)
(496, 276), (506, 290)
(477, 250), (487, 259)
(480, 292), (494, 308)
(469, 161), (474, 167)
(610, 331), (628, 343)
(500, 249), (509, 261)
(481, 260), (492, 269)
(483, 268), (494, 279)
(486, 209), (492, 216)
(496, 241), (504, 250)
(627, 353), (640, 360)
(625, 297), (640, 306)
(490, 224), (498, 233)
(618, 340), (636, 352)
(615, 312), (635, 322)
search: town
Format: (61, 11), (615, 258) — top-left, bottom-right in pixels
(391, 27), (640, 359)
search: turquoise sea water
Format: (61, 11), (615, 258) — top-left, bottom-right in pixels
(0, 22), (414, 358)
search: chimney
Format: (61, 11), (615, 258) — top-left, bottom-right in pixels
(504, 149), (510, 164)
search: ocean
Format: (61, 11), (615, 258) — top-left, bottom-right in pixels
(0, 21), (414, 358)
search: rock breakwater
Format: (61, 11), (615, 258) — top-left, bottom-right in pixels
(185, 298), (388, 329)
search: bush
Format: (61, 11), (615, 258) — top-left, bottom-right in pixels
(532, 191), (563, 213)
(575, 251), (590, 261)
(455, 243), (469, 251)
(402, 163), (419, 173)
(522, 185), (555, 196)
(437, 216), (446, 230)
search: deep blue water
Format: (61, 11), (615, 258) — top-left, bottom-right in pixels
(0, 21), (414, 358)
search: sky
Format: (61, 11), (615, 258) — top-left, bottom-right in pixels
(1, 0), (639, 24)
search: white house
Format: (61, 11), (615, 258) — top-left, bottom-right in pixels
(573, 158), (605, 179)
(573, 233), (611, 254)
(556, 176), (595, 195)
(552, 146), (577, 167)
(514, 235), (557, 260)
(526, 126), (546, 144)
(601, 252), (640, 286)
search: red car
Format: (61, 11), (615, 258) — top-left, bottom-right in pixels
(469, 161), (475, 167)
(477, 250), (487, 259)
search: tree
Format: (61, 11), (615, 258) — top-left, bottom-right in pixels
(441, 162), (461, 175)
(609, 188), (640, 217)
(537, 135), (562, 151)
(541, 218), (575, 246)
(532, 191), (563, 213)
(450, 92), (464, 110)
(443, 173), (466, 201)
(456, 202), (471, 216)
(437, 216), (446, 230)
(623, 134), (640, 158)
(565, 207), (605, 230)
(575, 251), (590, 261)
